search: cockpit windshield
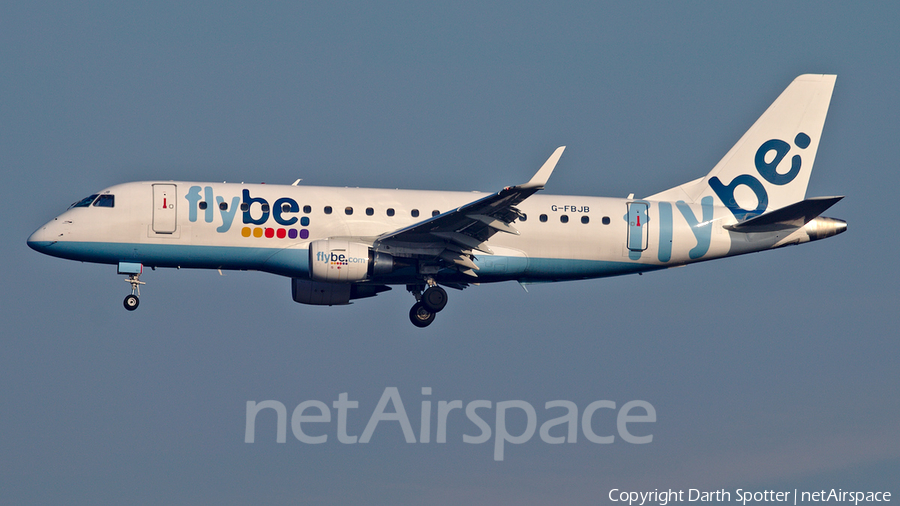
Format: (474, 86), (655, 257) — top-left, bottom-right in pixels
(68, 193), (115, 209)
(70, 194), (99, 209)
(93, 194), (115, 207)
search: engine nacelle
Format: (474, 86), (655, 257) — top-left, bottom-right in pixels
(308, 239), (393, 282)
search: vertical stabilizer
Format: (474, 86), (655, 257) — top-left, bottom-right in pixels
(648, 74), (836, 220)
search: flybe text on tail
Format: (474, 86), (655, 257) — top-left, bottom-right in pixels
(709, 133), (812, 220)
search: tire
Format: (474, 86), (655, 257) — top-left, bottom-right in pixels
(124, 294), (140, 311)
(421, 286), (448, 313)
(409, 302), (435, 328)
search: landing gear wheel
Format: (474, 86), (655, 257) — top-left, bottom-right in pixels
(422, 286), (448, 313)
(409, 302), (435, 328)
(124, 294), (140, 311)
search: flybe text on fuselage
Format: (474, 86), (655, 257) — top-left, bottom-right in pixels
(184, 186), (308, 235)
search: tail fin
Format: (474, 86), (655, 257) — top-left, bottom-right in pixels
(648, 74), (836, 220)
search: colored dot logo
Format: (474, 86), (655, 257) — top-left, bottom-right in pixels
(241, 226), (310, 240)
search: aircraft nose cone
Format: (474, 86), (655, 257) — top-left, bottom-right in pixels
(27, 225), (55, 253)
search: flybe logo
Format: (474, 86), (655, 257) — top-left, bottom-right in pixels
(315, 251), (366, 267)
(709, 133), (811, 220)
(185, 186), (310, 239)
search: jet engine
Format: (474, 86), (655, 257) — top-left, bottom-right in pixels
(308, 239), (393, 282)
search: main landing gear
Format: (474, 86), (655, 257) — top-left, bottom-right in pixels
(408, 281), (448, 328)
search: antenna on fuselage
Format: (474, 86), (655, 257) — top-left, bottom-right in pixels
(292, 179), (303, 186)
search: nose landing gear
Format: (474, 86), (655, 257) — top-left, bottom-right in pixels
(407, 280), (448, 328)
(118, 262), (145, 312)
(123, 274), (145, 311)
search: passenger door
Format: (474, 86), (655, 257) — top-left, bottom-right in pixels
(152, 184), (177, 233)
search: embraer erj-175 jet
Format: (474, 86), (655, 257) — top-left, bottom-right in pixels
(28, 75), (846, 327)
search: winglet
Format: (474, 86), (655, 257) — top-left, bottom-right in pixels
(519, 146), (565, 189)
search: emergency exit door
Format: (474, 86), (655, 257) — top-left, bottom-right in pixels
(152, 184), (177, 233)
(626, 201), (649, 252)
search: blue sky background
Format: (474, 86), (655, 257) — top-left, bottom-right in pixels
(2, 2), (897, 504)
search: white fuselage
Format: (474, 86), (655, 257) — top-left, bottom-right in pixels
(25, 75), (847, 325)
(27, 180), (829, 286)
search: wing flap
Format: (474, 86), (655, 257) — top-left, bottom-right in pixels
(466, 214), (520, 234)
(433, 231), (494, 254)
(439, 251), (479, 270)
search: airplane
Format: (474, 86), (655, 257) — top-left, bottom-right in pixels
(28, 74), (846, 328)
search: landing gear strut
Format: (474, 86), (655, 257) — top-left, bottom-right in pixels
(123, 274), (145, 311)
(407, 280), (448, 328)
(119, 262), (145, 311)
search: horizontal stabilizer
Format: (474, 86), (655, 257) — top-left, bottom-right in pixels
(725, 196), (844, 233)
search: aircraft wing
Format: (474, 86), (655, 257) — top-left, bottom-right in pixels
(373, 147), (565, 277)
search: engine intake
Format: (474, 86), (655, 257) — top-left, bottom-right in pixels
(308, 239), (393, 282)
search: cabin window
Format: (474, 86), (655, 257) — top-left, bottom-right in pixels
(198, 201), (208, 210)
(539, 214), (548, 222)
(261, 204), (270, 213)
(93, 194), (115, 208)
(303, 205), (311, 213)
(520, 214), (527, 222)
(345, 207), (353, 215)
(220, 202), (229, 211)
(581, 216), (589, 224)
(411, 209), (419, 218)
(560, 215), (569, 223)
(240, 203), (249, 212)
(432, 210), (440, 217)
(324, 206), (332, 214)
(386, 208), (395, 217)
(366, 207), (374, 216)
(602, 216), (610, 225)
(281, 203), (291, 213)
